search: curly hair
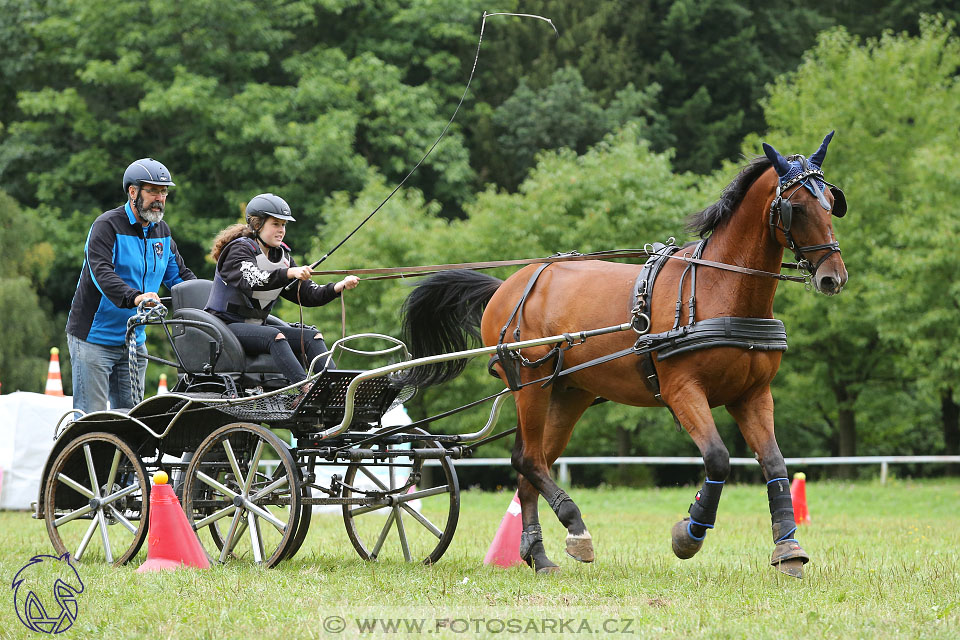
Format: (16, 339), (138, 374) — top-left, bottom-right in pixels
(210, 223), (258, 261)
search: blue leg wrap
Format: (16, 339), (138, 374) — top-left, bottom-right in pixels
(767, 477), (798, 543)
(688, 479), (724, 538)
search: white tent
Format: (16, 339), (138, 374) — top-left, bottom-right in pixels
(0, 392), (71, 510)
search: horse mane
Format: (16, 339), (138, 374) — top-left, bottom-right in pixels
(687, 155), (772, 238)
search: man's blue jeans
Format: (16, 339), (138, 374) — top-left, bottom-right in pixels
(67, 333), (147, 414)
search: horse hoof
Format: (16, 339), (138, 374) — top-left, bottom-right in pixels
(770, 539), (810, 564)
(671, 518), (704, 560)
(565, 532), (594, 563)
(774, 558), (804, 579)
(535, 564), (561, 575)
(771, 539), (809, 579)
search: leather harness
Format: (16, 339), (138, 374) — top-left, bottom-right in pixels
(488, 238), (789, 429)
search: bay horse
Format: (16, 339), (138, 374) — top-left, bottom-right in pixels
(401, 133), (847, 578)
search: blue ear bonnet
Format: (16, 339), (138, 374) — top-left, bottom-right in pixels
(779, 156), (826, 199)
(762, 131), (840, 213)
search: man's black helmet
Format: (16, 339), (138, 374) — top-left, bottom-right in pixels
(245, 193), (295, 224)
(122, 158), (175, 194)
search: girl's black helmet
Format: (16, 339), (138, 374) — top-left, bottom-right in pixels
(245, 193), (295, 224)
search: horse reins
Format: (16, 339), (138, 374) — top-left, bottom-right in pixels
(308, 248), (811, 284)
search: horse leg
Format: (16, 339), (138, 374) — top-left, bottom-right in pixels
(510, 386), (595, 573)
(664, 390), (731, 560)
(727, 390), (810, 579)
(541, 388), (597, 564)
(510, 387), (560, 574)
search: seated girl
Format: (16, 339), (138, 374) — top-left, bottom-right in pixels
(205, 193), (358, 404)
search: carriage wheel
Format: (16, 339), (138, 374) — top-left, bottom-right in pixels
(43, 432), (149, 566)
(282, 489), (313, 561)
(342, 428), (460, 564)
(182, 422), (301, 568)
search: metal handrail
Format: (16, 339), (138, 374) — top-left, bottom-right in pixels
(317, 322), (634, 440)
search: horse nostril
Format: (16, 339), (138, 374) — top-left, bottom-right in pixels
(819, 276), (837, 293)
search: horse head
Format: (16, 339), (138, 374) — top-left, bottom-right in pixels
(763, 132), (848, 295)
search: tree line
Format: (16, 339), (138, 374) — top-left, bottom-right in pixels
(1, 0), (958, 481)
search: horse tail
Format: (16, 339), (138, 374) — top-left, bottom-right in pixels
(400, 269), (503, 387)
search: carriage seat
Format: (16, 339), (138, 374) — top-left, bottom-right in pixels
(168, 279), (290, 382)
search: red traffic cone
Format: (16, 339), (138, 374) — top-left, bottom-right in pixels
(483, 491), (525, 568)
(45, 347), (65, 396)
(137, 472), (211, 572)
(156, 373), (168, 395)
(791, 472), (811, 525)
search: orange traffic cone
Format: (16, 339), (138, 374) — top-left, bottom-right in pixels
(45, 347), (64, 396)
(157, 373), (168, 395)
(483, 491), (525, 567)
(137, 472), (211, 572)
(791, 472), (811, 525)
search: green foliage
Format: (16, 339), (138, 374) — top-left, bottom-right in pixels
(0, 190), (58, 392)
(757, 16), (960, 456)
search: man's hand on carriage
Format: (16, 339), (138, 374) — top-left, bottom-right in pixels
(334, 275), (359, 293)
(134, 291), (161, 306)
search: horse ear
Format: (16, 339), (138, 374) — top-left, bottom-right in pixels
(810, 130), (835, 168)
(762, 142), (792, 178)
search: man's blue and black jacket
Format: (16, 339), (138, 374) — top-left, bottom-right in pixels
(66, 203), (196, 346)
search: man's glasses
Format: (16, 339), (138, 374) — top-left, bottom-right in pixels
(141, 186), (169, 197)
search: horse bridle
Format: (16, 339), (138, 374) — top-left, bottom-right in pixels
(768, 155), (847, 276)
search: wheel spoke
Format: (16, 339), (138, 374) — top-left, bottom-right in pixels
(194, 503), (237, 530)
(243, 440), (265, 494)
(227, 517), (249, 556)
(104, 448), (122, 492)
(57, 473), (94, 499)
(242, 499), (286, 533)
(394, 507), (411, 562)
(100, 482), (141, 507)
(358, 466), (390, 491)
(107, 505), (137, 534)
(247, 511), (264, 564)
(248, 475), (289, 502)
(400, 485), (449, 501)
(222, 439), (245, 489)
(197, 470), (239, 499)
(349, 501), (390, 517)
(75, 517), (100, 560)
(97, 510), (113, 564)
(54, 504), (94, 528)
(370, 510), (396, 559)
(83, 444), (101, 498)
(399, 503), (443, 539)
(219, 509), (245, 563)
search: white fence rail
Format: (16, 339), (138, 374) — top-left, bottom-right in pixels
(426, 455), (960, 485)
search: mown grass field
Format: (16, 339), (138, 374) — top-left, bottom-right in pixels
(2, 479), (958, 639)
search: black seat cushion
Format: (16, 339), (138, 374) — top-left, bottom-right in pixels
(169, 279), (290, 378)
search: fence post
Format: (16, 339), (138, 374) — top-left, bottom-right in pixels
(880, 460), (888, 485)
(558, 461), (570, 485)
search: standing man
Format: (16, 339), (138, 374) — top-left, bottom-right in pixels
(66, 158), (195, 413)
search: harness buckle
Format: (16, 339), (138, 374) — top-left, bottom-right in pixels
(631, 312), (650, 335)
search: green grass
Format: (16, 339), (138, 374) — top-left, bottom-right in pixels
(2, 479), (958, 639)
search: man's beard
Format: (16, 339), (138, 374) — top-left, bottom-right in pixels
(136, 194), (164, 224)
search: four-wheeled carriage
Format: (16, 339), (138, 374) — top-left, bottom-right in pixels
(36, 279), (473, 568)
